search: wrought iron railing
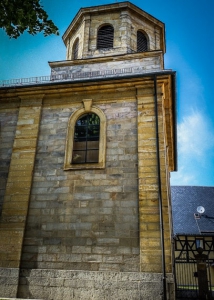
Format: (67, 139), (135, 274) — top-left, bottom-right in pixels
(0, 66), (167, 88)
(0, 68), (132, 87)
(0, 76), (51, 87)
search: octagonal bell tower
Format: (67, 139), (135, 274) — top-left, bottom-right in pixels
(49, 2), (167, 80)
(62, 2), (165, 60)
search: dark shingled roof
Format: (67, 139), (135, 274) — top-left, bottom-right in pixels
(171, 186), (214, 236)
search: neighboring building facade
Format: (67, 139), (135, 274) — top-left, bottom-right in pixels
(172, 186), (214, 299)
(0, 2), (176, 299)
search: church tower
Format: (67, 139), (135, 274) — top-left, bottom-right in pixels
(0, 2), (176, 299)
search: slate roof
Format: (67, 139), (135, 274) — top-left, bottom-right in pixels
(171, 186), (214, 236)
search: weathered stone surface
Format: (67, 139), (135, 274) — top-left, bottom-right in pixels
(14, 269), (175, 300)
(0, 268), (20, 297)
(18, 101), (140, 273)
(0, 109), (18, 214)
(51, 54), (163, 81)
(62, 3), (165, 60)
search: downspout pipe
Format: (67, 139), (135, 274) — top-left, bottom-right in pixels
(153, 75), (167, 300)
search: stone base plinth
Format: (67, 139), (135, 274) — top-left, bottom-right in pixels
(0, 268), (19, 298)
(0, 269), (175, 300)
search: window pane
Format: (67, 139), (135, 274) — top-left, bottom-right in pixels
(72, 151), (86, 163)
(73, 141), (86, 150)
(77, 114), (88, 125)
(72, 113), (100, 164)
(74, 125), (87, 140)
(88, 113), (100, 125)
(87, 141), (99, 150)
(88, 125), (100, 140)
(87, 150), (99, 163)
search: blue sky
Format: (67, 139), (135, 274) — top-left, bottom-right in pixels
(0, 0), (214, 186)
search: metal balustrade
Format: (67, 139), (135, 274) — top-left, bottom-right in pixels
(0, 66), (167, 88)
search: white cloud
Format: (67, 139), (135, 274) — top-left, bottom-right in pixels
(171, 166), (195, 185)
(171, 111), (214, 186)
(178, 111), (214, 158)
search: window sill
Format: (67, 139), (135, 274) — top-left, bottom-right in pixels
(64, 162), (105, 170)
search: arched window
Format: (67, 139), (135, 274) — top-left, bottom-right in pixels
(64, 103), (106, 170)
(72, 38), (79, 60)
(137, 31), (148, 52)
(97, 25), (114, 49)
(72, 113), (100, 164)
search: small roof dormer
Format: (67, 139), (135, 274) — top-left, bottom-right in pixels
(62, 1), (166, 60)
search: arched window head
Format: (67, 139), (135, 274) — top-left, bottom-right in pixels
(72, 113), (100, 164)
(72, 38), (79, 60)
(97, 25), (114, 49)
(137, 31), (148, 52)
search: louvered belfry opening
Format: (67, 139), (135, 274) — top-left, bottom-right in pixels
(137, 31), (148, 52)
(97, 25), (114, 49)
(73, 38), (79, 60)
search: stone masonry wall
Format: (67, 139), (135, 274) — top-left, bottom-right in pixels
(129, 13), (161, 52)
(0, 76), (175, 299)
(50, 53), (163, 79)
(66, 6), (163, 60)
(67, 19), (85, 60)
(20, 100), (140, 273)
(17, 269), (175, 300)
(0, 108), (18, 214)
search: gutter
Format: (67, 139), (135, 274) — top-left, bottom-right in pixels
(170, 72), (177, 171)
(153, 75), (167, 300)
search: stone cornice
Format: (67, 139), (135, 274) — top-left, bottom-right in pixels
(49, 50), (163, 68)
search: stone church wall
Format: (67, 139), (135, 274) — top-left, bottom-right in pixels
(0, 108), (19, 213)
(19, 100), (140, 273)
(0, 3), (175, 297)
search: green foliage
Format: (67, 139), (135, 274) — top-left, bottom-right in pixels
(75, 113), (100, 141)
(89, 113), (100, 125)
(0, 0), (59, 38)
